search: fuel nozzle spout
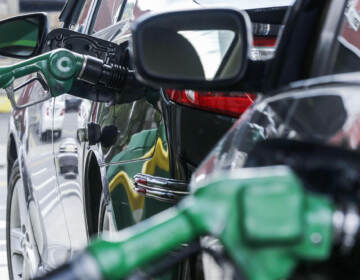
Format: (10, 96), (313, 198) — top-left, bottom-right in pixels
(79, 55), (127, 90)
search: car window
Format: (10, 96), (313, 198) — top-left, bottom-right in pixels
(71, 0), (94, 32)
(119, 0), (136, 21)
(92, 0), (124, 33)
(333, 0), (360, 74)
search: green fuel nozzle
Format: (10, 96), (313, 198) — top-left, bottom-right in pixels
(35, 166), (338, 280)
(0, 48), (128, 100)
(0, 49), (85, 97)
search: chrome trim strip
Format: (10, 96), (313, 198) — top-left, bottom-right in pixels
(133, 173), (189, 202)
(78, 55), (88, 80)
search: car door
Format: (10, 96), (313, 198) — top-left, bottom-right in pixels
(87, 0), (172, 230)
(50, 0), (96, 255)
(14, 77), (73, 270)
(55, 5), (181, 278)
(85, 4), (188, 277)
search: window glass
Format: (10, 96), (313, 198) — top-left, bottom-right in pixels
(333, 0), (360, 73)
(120, 0), (136, 21)
(72, 0), (93, 31)
(92, 0), (124, 33)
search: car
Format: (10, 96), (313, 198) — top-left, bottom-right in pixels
(57, 138), (79, 179)
(131, 0), (360, 278)
(38, 96), (65, 141)
(4, 0), (293, 279)
(29, 0), (360, 279)
(65, 95), (82, 112)
(121, 0), (360, 278)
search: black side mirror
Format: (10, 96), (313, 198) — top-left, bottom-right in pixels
(131, 9), (252, 90)
(0, 13), (49, 59)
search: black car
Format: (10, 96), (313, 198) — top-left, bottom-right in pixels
(4, 0), (292, 279)
(131, 0), (360, 278)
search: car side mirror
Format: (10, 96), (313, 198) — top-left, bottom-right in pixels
(131, 9), (252, 90)
(0, 13), (49, 59)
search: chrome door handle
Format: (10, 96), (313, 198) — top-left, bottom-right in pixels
(133, 173), (189, 203)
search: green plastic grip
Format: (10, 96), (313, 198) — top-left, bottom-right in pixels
(88, 208), (198, 279)
(87, 167), (335, 280)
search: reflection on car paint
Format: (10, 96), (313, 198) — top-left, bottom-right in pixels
(57, 138), (79, 179)
(17, 82), (73, 269)
(107, 124), (169, 224)
(52, 97), (87, 253)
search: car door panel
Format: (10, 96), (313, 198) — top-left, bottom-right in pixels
(104, 113), (170, 226)
(88, 6), (173, 230)
(15, 79), (72, 268)
(52, 94), (88, 252)
(49, 0), (99, 254)
(7, 0), (102, 272)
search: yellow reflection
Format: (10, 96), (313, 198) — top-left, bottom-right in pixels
(108, 137), (169, 222)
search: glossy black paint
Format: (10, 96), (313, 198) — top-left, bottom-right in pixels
(265, 0), (346, 91)
(160, 90), (235, 179)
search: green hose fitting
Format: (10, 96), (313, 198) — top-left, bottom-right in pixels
(48, 49), (83, 80)
(87, 166), (335, 280)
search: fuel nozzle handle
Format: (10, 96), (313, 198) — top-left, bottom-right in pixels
(34, 167), (337, 280)
(0, 48), (85, 96)
(0, 48), (128, 99)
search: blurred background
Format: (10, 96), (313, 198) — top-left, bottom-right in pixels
(0, 1), (64, 278)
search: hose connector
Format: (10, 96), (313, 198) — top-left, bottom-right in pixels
(79, 55), (127, 90)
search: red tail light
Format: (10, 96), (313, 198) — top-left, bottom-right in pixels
(60, 108), (65, 116)
(166, 90), (256, 118)
(46, 107), (49, 116)
(253, 36), (277, 47)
